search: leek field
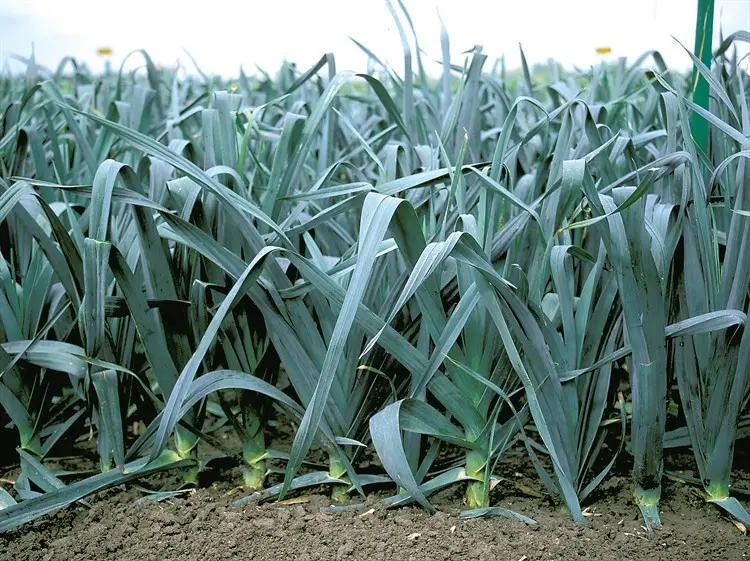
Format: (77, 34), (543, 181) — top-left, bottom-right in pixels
(0, 4), (749, 550)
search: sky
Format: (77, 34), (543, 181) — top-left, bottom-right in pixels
(0, 0), (748, 77)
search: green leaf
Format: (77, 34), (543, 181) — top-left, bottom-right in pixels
(0, 451), (190, 533)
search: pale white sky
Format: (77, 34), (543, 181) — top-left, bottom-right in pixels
(0, 0), (748, 76)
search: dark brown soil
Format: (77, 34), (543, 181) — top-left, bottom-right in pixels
(2, 427), (748, 560)
(1, 463), (747, 561)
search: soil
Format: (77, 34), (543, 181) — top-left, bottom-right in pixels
(1, 452), (748, 561)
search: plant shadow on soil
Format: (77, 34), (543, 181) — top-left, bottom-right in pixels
(1, 436), (748, 561)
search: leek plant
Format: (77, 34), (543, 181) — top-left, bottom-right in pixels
(669, 34), (750, 525)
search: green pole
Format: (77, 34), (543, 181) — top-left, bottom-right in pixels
(691, 0), (715, 155)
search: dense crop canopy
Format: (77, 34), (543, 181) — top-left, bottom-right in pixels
(0, 6), (748, 534)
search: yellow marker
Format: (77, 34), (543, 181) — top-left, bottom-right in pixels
(97, 47), (113, 57)
(595, 47), (612, 56)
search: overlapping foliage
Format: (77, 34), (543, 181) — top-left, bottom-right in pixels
(0, 10), (748, 533)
